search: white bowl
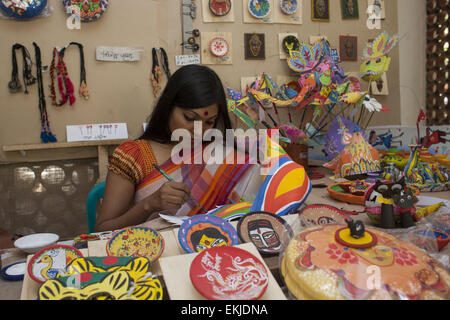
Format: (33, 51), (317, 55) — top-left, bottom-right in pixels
(14, 233), (59, 254)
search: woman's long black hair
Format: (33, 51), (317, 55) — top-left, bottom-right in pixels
(140, 65), (232, 143)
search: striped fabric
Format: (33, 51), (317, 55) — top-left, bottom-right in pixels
(108, 140), (255, 218)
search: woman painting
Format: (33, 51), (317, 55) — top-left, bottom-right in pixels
(95, 65), (260, 232)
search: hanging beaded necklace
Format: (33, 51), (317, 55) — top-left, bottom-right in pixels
(61, 42), (89, 100)
(49, 47), (75, 106)
(49, 42), (88, 106)
(8, 43), (36, 94)
(33, 42), (57, 143)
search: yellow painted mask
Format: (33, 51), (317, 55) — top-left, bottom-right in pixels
(359, 32), (399, 82)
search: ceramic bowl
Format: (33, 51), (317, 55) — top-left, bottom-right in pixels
(14, 233), (59, 254)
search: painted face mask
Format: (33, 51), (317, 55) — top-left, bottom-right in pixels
(360, 32), (399, 82)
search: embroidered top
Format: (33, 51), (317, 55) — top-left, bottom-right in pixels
(107, 140), (157, 185)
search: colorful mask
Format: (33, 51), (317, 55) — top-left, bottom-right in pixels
(359, 32), (399, 82)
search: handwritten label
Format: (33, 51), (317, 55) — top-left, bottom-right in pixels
(66, 123), (128, 142)
(96, 47), (144, 62)
(175, 54), (201, 66)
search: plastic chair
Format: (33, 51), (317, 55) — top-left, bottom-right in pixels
(86, 181), (106, 233)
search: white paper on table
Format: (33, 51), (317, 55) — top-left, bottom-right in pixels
(159, 214), (190, 225)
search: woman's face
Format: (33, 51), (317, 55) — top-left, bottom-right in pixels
(169, 104), (219, 138)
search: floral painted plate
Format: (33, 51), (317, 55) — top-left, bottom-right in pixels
(106, 227), (165, 263)
(28, 245), (84, 284)
(62, 0), (109, 22)
(209, 37), (229, 57)
(178, 214), (239, 253)
(248, 0), (271, 19)
(280, 0), (297, 15)
(190, 246), (269, 300)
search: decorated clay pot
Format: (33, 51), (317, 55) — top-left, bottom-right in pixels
(281, 224), (450, 300)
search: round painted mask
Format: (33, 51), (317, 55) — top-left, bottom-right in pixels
(237, 211), (292, 254)
(178, 214), (239, 253)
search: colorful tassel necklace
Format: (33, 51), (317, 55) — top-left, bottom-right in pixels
(33, 42), (57, 143)
(49, 47), (76, 106)
(60, 42), (89, 100)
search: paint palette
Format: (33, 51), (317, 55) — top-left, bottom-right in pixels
(248, 0), (271, 19)
(237, 211), (292, 255)
(106, 226), (165, 263)
(28, 245), (84, 283)
(209, 37), (229, 57)
(190, 246), (269, 300)
(178, 214), (239, 253)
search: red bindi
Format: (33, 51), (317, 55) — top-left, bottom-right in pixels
(204, 111), (209, 116)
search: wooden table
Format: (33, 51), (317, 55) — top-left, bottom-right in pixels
(1, 171), (449, 300)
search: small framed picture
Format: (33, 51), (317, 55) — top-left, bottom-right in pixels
(339, 35), (358, 61)
(244, 33), (265, 60)
(311, 0), (329, 22)
(341, 0), (359, 19)
(371, 73), (389, 95)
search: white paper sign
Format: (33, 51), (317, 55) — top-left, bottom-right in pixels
(96, 47), (144, 62)
(175, 54), (201, 66)
(67, 123), (129, 142)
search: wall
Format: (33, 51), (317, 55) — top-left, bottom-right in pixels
(398, 0), (426, 126)
(0, 0), (401, 164)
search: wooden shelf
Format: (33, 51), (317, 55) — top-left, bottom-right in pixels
(2, 139), (127, 152)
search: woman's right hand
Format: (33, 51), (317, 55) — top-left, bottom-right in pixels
(145, 181), (191, 212)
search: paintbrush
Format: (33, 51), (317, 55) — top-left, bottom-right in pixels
(152, 164), (208, 214)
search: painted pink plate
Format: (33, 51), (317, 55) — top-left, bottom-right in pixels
(209, 37), (229, 57)
(190, 246), (269, 300)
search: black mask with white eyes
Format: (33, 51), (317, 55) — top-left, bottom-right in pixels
(393, 189), (415, 209)
(374, 177), (406, 199)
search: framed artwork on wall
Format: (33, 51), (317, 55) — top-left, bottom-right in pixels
(367, 0), (385, 20)
(371, 72), (389, 95)
(311, 0), (329, 22)
(341, 0), (359, 19)
(244, 33), (265, 60)
(339, 35), (358, 61)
